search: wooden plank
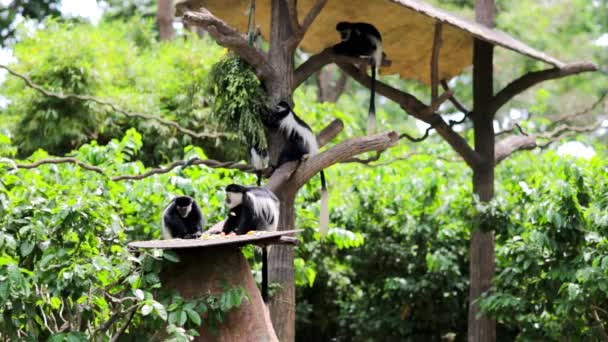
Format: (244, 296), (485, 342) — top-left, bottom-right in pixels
(128, 229), (302, 249)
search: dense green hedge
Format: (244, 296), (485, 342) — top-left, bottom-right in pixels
(294, 149), (608, 341)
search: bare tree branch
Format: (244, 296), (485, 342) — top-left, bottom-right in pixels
(430, 22), (443, 102)
(549, 91), (608, 128)
(294, 48), (391, 89)
(0, 64), (228, 140)
(286, 0), (300, 33)
(441, 80), (472, 115)
(111, 158), (255, 181)
(110, 305), (138, 342)
(338, 62), (482, 169)
(2, 157), (254, 181)
(341, 151), (384, 165)
(343, 151), (462, 167)
(183, 9), (276, 84)
(9, 158), (107, 176)
(286, 0), (328, 47)
(495, 123), (527, 137)
(489, 62), (598, 114)
(289, 131), (400, 190)
(495, 120), (604, 164)
(299, 0), (327, 37)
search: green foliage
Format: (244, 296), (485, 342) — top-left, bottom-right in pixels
(0, 130), (254, 340)
(294, 148), (608, 341)
(206, 55), (269, 159)
(478, 153), (608, 341)
(1, 18), (226, 165)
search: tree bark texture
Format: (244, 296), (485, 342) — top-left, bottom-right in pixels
(157, 0), (175, 41)
(268, 193), (296, 342)
(266, 4), (299, 339)
(469, 17), (497, 342)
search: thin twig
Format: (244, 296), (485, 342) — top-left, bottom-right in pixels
(0, 64), (229, 140)
(549, 91), (608, 127)
(2, 157), (258, 182)
(12, 158), (108, 176)
(111, 158), (256, 181)
(440, 80), (472, 116)
(110, 305), (138, 342)
(495, 123), (527, 137)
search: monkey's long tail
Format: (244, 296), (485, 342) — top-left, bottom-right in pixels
(319, 170), (329, 236)
(367, 63), (377, 135)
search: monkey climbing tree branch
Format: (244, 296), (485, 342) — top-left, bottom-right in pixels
(0, 64), (229, 140)
(488, 61), (597, 115)
(266, 118), (343, 193)
(183, 9), (276, 84)
(267, 131), (399, 194)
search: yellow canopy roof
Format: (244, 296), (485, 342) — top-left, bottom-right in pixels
(179, 0), (565, 84)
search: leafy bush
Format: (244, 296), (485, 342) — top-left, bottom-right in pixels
(0, 130), (255, 340)
(1, 18), (226, 165)
(293, 148), (608, 341)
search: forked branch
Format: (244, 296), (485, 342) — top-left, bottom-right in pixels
(183, 9), (276, 83)
(489, 62), (597, 114)
(286, 0), (328, 46)
(495, 120), (605, 164)
(337, 63), (482, 169)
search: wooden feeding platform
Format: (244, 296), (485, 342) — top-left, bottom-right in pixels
(129, 229), (301, 249)
(128, 229), (302, 342)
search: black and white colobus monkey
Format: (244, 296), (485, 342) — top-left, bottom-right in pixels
(249, 145), (269, 186)
(222, 184), (279, 235)
(161, 196), (204, 239)
(271, 101), (329, 234)
(333, 22), (383, 135)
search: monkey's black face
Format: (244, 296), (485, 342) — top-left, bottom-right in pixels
(174, 196), (193, 218)
(225, 184), (246, 208)
(176, 204), (192, 218)
(273, 101), (291, 119)
(336, 22), (351, 41)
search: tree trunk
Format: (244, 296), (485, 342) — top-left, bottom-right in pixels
(157, 0), (175, 41)
(469, 1), (497, 340)
(266, 1), (298, 340)
(268, 192), (296, 342)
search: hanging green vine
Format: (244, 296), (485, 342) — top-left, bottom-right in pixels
(206, 55), (268, 154)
